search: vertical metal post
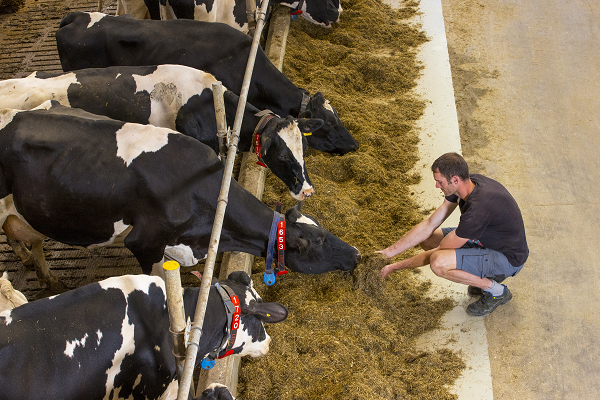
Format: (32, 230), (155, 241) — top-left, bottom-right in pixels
(213, 82), (228, 165)
(175, 1), (272, 399)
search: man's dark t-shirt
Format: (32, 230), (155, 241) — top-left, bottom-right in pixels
(445, 174), (529, 267)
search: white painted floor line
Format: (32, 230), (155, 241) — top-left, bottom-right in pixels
(384, 0), (494, 398)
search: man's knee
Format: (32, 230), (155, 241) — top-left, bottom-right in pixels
(429, 250), (455, 277)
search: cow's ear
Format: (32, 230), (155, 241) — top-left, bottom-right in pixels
(285, 206), (302, 222)
(260, 134), (272, 157)
(244, 301), (288, 323)
(285, 227), (309, 253)
(297, 118), (324, 134)
(227, 271), (252, 286)
(299, 110), (313, 119)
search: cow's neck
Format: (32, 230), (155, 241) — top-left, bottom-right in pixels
(218, 182), (275, 258)
(183, 286), (229, 362)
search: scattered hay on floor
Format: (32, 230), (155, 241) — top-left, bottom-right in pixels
(240, 254), (464, 400)
(238, 0), (466, 398)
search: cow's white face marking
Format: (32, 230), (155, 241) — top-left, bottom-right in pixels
(97, 330), (103, 347)
(86, 12), (106, 28)
(0, 73), (78, 111)
(232, 283), (270, 357)
(116, 123), (172, 166)
(296, 215), (318, 227)
(277, 121), (314, 199)
(133, 65), (217, 130)
(235, 319), (271, 357)
(64, 333), (89, 358)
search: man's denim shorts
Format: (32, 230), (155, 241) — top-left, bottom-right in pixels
(441, 227), (524, 282)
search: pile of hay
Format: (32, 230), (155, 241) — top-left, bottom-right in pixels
(238, 0), (466, 398)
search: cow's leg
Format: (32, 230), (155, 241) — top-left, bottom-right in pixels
(2, 215), (68, 297)
(5, 237), (34, 268)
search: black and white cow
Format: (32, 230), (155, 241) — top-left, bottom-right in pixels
(143, 0), (342, 31)
(0, 272), (288, 400)
(56, 12), (359, 155)
(0, 102), (361, 292)
(0, 65), (319, 200)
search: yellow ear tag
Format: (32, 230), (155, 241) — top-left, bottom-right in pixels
(303, 132), (312, 136)
(267, 313), (271, 317)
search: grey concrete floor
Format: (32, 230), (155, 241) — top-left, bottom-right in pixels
(441, 0), (600, 398)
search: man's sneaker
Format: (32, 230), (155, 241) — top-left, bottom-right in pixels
(467, 285), (483, 296)
(466, 285), (512, 316)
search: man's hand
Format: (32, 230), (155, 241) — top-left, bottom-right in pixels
(380, 263), (397, 278)
(374, 249), (393, 258)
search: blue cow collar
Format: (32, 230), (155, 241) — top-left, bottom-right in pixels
(263, 202), (288, 286)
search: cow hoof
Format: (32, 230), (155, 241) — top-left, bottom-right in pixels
(34, 281), (70, 299)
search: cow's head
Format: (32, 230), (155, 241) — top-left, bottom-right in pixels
(283, 204), (361, 274)
(281, 0), (342, 28)
(260, 116), (323, 200)
(216, 271), (288, 358)
(299, 92), (359, 155)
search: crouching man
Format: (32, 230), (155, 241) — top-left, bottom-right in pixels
(377, 152), (528, 316)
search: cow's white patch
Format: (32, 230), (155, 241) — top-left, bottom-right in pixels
(323, 99), (335, 113)
(164, 244), (198, 267)
(132, 374), (142, 390)
(116, 123), (172, 166)
(104, 302), (136, 396)
(235, 319), (271, 358)
(159, 379), (179, 400)
(64, 333), (89, 358)
(87, 220), (131, 250)
(0, 108), (21, 131)
(276, 121), (314, 199)
(99, 274), (165, 297)
(97, 330), (103, 347)
(0, 73), (78, 111)
(86, 12), (107, 28)
(1, 310), (12, 325)
(296, 215), (318, 227)
(133, 65), (217, 130)
(193, 0), (242, 30)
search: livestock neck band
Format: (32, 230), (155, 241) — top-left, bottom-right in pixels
(299, 92), (310, 117)
(264, 204), (287, 286)
(201, 283), (241, 370)
(289, 0), (305, 16)
(252, 110), (278, 168)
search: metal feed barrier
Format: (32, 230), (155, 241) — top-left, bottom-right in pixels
(161, 3), (292, 399)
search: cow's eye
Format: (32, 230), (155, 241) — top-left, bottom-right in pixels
(315, 237), (324, 246)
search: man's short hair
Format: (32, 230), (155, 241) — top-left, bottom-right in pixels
(431, 152), (470, 182)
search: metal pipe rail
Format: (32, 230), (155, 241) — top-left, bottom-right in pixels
(175, 1), (272, 398)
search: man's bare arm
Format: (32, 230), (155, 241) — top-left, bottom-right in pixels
(376, 199), (458, 258)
